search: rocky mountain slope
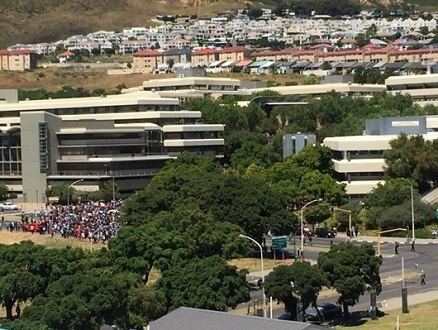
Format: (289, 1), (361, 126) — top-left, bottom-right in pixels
(0, 0), (244, 48)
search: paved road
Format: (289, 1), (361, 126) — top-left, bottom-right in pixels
(246, 240), (438, 318)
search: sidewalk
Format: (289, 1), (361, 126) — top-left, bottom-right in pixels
(379, 290), (438, 312)
(247, 262), (413, 280)
(352, 235), (438, 245)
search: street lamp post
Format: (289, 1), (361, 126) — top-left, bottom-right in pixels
(300, 199), (323, 258)
(401, 178), (415, 241)
(239, 234), (266, 318)
(67, 179), (84, 206)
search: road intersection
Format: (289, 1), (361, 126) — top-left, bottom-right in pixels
(242, 236), (438, 318)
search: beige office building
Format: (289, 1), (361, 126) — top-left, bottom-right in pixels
(0, 89), (224, 203)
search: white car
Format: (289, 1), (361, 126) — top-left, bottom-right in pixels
(0, 202), (19, 210)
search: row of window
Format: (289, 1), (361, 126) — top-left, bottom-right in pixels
(0, 105), (180, 118)
(59, 145), (163, 156)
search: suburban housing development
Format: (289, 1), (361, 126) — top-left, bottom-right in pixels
(4, 14), (438, 72)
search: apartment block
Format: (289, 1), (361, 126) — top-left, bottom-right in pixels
(0, 50), (37, 71)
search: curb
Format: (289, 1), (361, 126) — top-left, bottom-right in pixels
(354, 240), (438, 245)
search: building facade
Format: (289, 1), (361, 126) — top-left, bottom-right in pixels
(282, 133), (317, 158)
(132, 49), (164, 72)
(323, 116), (438, 196)
(0, 90), (224, 203)
(0, 50), (37, 71)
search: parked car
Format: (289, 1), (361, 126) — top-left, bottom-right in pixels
(315, 228), (336, 238)
(305, 303), (342, 322)
(0, 202), (18, 210)
(278, 311), (294, 321)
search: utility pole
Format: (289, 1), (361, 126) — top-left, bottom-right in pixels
(332, 207), (353, 237)
(401, 256), (409, 313)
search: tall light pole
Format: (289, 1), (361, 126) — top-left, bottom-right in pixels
(401, 178), (415, 241)
(67, 179), (84, 206)
(239, 234), (266, 318)
(300, 199), (323, 257)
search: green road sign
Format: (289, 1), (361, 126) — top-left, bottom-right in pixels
(272, 235), (287, 250)
(435, 209), (438, 219)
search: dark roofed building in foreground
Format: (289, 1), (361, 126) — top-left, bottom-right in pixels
(148, 307), (330, 330)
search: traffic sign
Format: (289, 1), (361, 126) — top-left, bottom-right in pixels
(272, 235), (287, 250)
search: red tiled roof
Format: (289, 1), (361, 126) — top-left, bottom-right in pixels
(58, 50), (75, 57)
(11, 50), (35, 55)
(393, 47), (438, 55)
(192, 48), (219, 55)
(319, 49), (363, 56)
(0, 49), (35, 55)
(252, 48), (297, 57)
(133, 49), (161, 57)
(364, 45), (397, 54)
(220, 46), (250, 53)
(363, 43), (381, 49)
(235, 60), (253, 67)
(294, 50), (316, 55)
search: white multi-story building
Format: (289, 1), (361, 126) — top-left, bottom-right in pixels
(323, 116), (438, 196)
(0, 88), (225, 203)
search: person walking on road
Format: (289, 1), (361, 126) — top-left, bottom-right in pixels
(395, 242), (399, 255)
(420, 270), (426, 285)
(411, 240), (416, 252)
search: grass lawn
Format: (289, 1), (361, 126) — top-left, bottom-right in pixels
(228, 258), (291, 273)
(335, 299), (438, 330)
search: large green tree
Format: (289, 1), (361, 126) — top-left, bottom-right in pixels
(264, 262), (326, 316)
(318, 243), (382, 316)
(384, 134), (438, 193)
(0, 242), (87, 320)
(122, 152), (296, 241)
(158, 256), (250, 312)
(366, 179), (416, 208)
(18, 270), (163, 330)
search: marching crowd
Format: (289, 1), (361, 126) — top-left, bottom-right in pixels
(5, 201), (122, 243)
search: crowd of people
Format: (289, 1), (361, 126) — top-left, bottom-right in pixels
(4, 201), (122, 244)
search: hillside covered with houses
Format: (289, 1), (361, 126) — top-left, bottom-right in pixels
(3, 12), (438, 74)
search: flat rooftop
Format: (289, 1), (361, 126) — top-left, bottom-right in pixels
(0, 91), (180, 112)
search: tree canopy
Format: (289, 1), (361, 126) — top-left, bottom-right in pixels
(264, 262), (326, 315)
(318, 243), (382, 316)
(384, 134), (438, 193)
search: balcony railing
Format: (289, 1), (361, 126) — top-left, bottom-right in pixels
(56, 170), (161, 177)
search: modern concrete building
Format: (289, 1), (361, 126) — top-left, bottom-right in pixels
(142, 76), (241, 92)
(250, 83), (387, 98)
(283, 133), (316, 158)
(386, 73), (438, 107)
(323, 116), (438, 196)
(0, 90), (224, 203)
(141, 77), (243, 102)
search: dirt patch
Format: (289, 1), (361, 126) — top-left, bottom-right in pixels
(0, 231), (105, 250)
(0, 69), (307, 92)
